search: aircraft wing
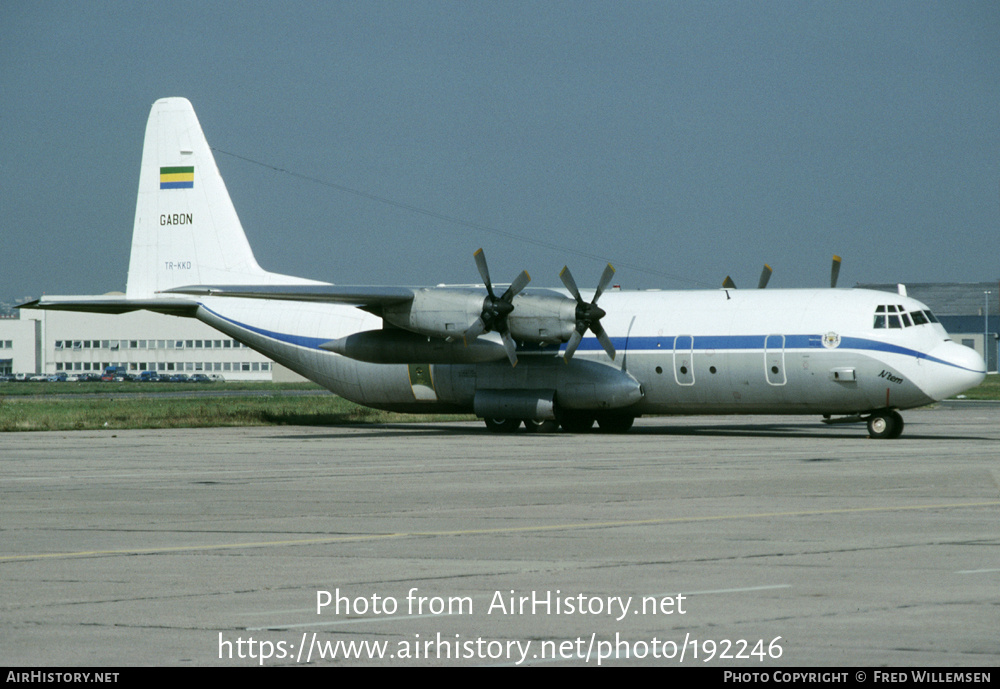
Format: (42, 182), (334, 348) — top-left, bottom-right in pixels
(160, 284), (418, 307)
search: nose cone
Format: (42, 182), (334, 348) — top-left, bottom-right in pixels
(919, 341), (987, 401)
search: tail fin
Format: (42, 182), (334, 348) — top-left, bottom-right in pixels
(126, 98), (320, 297)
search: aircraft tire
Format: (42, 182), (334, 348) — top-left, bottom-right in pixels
(484, 418), (521, 433)
(596, 413), (635, 434)
(523, 419), (560, 433)
(867, 410), (904, 439)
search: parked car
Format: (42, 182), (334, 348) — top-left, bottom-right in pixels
(139, 371), (160, 382)
(168, 374), (189, 383)
(190, 374), (211, 383)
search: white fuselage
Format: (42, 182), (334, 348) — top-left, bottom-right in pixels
(192, 286), (985, 417)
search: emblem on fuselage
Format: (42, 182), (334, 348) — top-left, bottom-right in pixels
(822, 332), (841, 349)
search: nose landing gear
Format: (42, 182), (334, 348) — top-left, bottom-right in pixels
(866, 410), (904, 439)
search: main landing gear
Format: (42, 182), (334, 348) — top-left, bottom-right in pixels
(482, 412), (636, 434)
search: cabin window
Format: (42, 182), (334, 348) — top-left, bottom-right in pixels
(901, 313), (912, 327)
(887, 315), (901, 329)
(873, 314), (886, 328)
(910, 310), (928, 326)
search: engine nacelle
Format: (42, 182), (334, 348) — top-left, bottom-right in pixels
(507, 292), (577, 344)
(381, 289), (485, 340)
(381, 288), (578, 345)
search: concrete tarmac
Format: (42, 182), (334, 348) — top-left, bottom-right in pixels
(2, 403), (998, 667)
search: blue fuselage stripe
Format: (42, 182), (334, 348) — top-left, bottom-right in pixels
(199, 305), (981, 373)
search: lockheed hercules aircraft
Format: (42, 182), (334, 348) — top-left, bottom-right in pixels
(28, 98), (986, 438)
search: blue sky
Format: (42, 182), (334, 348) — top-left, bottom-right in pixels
(3, 1), (998, 298)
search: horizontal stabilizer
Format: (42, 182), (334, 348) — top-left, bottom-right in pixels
(20, 296), (199, 316)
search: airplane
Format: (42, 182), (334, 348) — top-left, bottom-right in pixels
(25, 98), (987, 439)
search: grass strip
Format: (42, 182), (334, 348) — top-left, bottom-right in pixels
(0, 393), (469, 432)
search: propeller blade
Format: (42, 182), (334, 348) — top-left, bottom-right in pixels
(500, 331), (518, 367)
(722, 276), (737, 289)
(591, 321), (616, 360)
(502, 270), (531, 301)
(830, 255), (842, 288)
(559, 266), (583, 302)
(758, 264), (772, 289)
(473, 248), (493, 294)
(462, 316), (486, 345)
(563, 329), (584, 363)
(593, 263), (616, 302)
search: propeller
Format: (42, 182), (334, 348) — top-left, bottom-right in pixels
(722, 264), (772, 289)
(559, 263), (617, 362)
(463, 248), (530, 366)
(830, 255), (842, 288)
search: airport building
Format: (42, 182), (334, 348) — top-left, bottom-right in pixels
(0, 304), (304, 381)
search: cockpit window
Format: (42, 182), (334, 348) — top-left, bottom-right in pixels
(873, 304), (936, 329)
